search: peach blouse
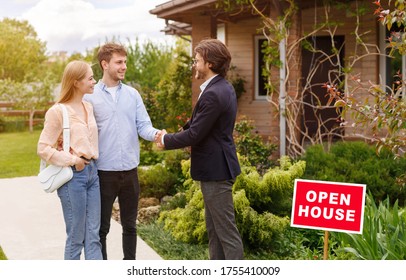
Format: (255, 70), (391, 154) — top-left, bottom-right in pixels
(37, 101), (98, 167)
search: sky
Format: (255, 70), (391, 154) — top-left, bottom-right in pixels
(0, 0), (173, 54)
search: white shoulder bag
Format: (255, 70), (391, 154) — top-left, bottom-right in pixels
(38, 104), (73, 193)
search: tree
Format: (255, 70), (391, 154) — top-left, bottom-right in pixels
(155, 40), (192, 131)
(125, 38), (175, 130)
(0, 18), (47, 82)
(0, 77), (55, 133)
(126, 38), (174, 91)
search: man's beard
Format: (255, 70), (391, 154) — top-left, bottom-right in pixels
(194, 70), (206, 80)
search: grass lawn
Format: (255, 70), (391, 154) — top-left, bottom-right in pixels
(0, 130), (41, 178)
(138, 222), (209, 260)
(137, 221), (276, 260)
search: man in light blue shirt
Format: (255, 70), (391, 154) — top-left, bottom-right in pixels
(84, 42), (160, 260)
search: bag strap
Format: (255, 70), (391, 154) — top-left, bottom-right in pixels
(39, 104), (70, 172)
(60, 104), (70, 151)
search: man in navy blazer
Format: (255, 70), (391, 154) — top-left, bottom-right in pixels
(156, 39), (244, 260)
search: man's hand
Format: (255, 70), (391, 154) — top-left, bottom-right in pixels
(155, 129), (167, 149)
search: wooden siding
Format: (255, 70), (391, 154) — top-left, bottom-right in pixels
(226, 17), (279, 140)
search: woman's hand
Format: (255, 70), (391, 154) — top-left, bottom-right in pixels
(74, 158), (89, 171)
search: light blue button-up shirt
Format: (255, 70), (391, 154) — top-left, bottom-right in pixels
(84, 80), (159, 171)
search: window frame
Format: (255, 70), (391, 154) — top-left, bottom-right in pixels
(254, 35), (268, 100)
(379, 23), (406, 99)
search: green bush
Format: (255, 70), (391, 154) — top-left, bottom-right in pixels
(0, 117), (5, 132)
(139, 139), (165, 166)
(234, 156), (306, 216)
(302, 141), (406, 206)
(138, 163), (178, 199)
(158, 181), (206, 244)
(140, 149), (165, 166)
(158, 156), (306, 253)
(234, 116), (278, 174)
(233, 189), (290, 249)
(160, 192), (188, 212)
(1, 118), (29, 132)
(163, 149), (190, 191)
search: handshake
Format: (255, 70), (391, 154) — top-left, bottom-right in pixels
(154, 129), (167, 149)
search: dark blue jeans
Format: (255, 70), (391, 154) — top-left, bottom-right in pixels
(98, 168), (139, 260)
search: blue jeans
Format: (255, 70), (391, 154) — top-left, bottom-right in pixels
(57, 160), (102, 260)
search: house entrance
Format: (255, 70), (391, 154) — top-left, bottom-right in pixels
(301, 35), (345, 139)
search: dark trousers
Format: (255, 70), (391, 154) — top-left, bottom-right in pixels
(200, 180), (244, 260)
(98, 168), (139, 260)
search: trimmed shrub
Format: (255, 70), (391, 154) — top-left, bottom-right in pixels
(302, 141), (406, 206)
(234, 116), (278, 174)
(158, 156), (305, 251)
(234, 156), (306, 216)
(138, 164), (177, 199)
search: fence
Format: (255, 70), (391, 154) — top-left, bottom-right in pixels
(0, 102), (51, 132)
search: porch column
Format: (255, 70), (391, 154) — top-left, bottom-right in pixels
(191, 14), (217, 106)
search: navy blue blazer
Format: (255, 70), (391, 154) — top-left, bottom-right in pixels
(164, 75), (241, 181)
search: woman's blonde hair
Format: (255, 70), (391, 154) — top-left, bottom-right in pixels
(58, 60), (90, 103)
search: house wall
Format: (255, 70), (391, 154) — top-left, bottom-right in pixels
(226, 17), (280, 142)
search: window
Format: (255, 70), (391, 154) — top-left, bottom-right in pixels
(254, 36), (268, 99)
(217, 23), (225, 43)
(379, 23), (406, 99)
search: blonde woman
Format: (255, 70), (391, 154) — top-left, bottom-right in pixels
(37, 60), (102, 260)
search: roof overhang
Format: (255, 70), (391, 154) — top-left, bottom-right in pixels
(150, 0), (271, 36)
(150, 0), (218, 23)
(162, 20), (192, 38)
(149, 0), (354, 37)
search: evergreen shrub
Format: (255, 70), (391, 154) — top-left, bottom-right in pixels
(158, 156), (306, 251)
(302, 141), (406, 206)
(138, 163), (177, 199)
(234, 116), (278, 174)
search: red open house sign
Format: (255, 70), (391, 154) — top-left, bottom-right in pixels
(291, 179), (366, 234)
